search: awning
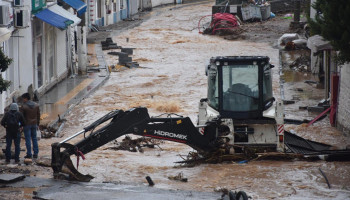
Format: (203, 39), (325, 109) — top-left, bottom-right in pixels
(0, 28), (11, 43)
(48, 5), (81, 27)
(35, 9), (74, 30)
(61, 0), (87, 16)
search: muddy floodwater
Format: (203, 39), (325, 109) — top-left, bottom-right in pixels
(11, 1), (350, 200)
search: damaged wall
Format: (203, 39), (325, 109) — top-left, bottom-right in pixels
(337, 63), (350, 135)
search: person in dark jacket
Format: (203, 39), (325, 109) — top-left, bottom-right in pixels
(1, 103), (25, 163)
(20, 93), (40, 159)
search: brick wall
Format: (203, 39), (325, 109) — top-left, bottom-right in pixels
(337, 63), (350, 135)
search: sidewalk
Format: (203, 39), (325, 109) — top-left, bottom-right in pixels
(39, 44), (109, 134)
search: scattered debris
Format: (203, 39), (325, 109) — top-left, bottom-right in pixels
(24, 158), (32, 165)
(284, 115), (327, 125)
(278, 33), (299, 45)
(289, 54), (311, 72)
(319, 168), (331, 189)
(200, 13), (240, 35)
(283, 100), (295, 105)
(292, 95), (300, 101)
(307, 105), (329, 113)
(215, 187), (249, 200)
(292, 39), (307, 49)
(285, 41), (296, 50)
(145, 176), (154, 186)
(0, 174), (26, 184)
(121, 48), (134, 55)
(214, 186), (229, 194)
(253, 152), (304, 161)
(101, 38), (120, 50)
(107, 49), (141, 69)
(35, 157), (52, 167)
(168, 172), (188, 182)
(305, 80), (318, 85)
(299, 106), (307, 110)
(105, 136), (163, 153)
(38, 124), (57, 138)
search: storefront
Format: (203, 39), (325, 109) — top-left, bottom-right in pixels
(32, 0), (84, 94)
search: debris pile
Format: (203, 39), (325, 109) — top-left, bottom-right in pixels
(101, 38), (120, 50)
(168, 172), (188, 182)
(106, 136), (163, 153)
(201, 13), (240, 35)
(102, 37), (140, 70)
(215, 187), (249, 200)
(289, 54), (311, 72)
(279, 33), (308, 50)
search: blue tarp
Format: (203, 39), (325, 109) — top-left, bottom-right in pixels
(61, 0), (87, 16)
(35, 9), (73, 30)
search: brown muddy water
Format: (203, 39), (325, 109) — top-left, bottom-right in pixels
(3, 2), (349, 200)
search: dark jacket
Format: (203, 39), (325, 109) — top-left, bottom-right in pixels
(20, 101), (40, 126)
(1, 110), (26, 132)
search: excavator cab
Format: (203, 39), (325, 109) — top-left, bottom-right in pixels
(206, 56), (274, 120)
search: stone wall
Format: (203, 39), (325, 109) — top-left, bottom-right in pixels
(337, 63), (350, 135)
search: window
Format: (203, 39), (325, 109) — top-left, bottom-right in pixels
(113, 1), (117, 12)
(120, 0), (124, 9)
(207, 66), (219, 110)
(222, 65), (259, 112)
(263, 64), (273, 102)
(97, 0), (102, 18)
(33, 19), (43, 88)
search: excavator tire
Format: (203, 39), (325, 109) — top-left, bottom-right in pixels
(228, 191), (236, 200)
(236, 191), (248, 200)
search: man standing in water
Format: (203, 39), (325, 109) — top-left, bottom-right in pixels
(20, 93), (40, 159)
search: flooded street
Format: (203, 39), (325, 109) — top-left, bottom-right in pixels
(6, 1), (349, 199)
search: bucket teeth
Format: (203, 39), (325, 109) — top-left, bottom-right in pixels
(62, 157), (94, 182)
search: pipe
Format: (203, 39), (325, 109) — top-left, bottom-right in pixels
(59, 129), (85, 144)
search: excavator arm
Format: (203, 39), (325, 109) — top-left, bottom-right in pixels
(51, 107), (219, 181)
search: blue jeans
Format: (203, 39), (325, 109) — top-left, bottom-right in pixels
(24, 125), (39, 157)
(6, 132), (21, 161)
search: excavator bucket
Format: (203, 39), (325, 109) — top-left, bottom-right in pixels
(52, 142), (94, 182)
(59, 156), (94, 182)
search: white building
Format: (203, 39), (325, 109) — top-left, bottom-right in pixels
(0, 0), (87, 114)
(308, 0), (350, 134)
(89, 0), (176, 27)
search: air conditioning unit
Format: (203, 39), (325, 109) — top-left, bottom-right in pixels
(14, 0), (24, 7)
(14, 9), (29, 28)
(0, 5), (13, 27)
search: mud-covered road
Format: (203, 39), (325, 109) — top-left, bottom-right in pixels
(2, 1), (350, 199)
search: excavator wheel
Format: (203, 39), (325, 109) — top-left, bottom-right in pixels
(228, 191), (236, 200)
(236, 191), (248, 200)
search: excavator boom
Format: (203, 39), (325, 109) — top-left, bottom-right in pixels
(51, 107), (219, 181)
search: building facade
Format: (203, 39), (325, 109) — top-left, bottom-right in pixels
(308, 0), (350, 135)
(0, 0), (87, 114)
